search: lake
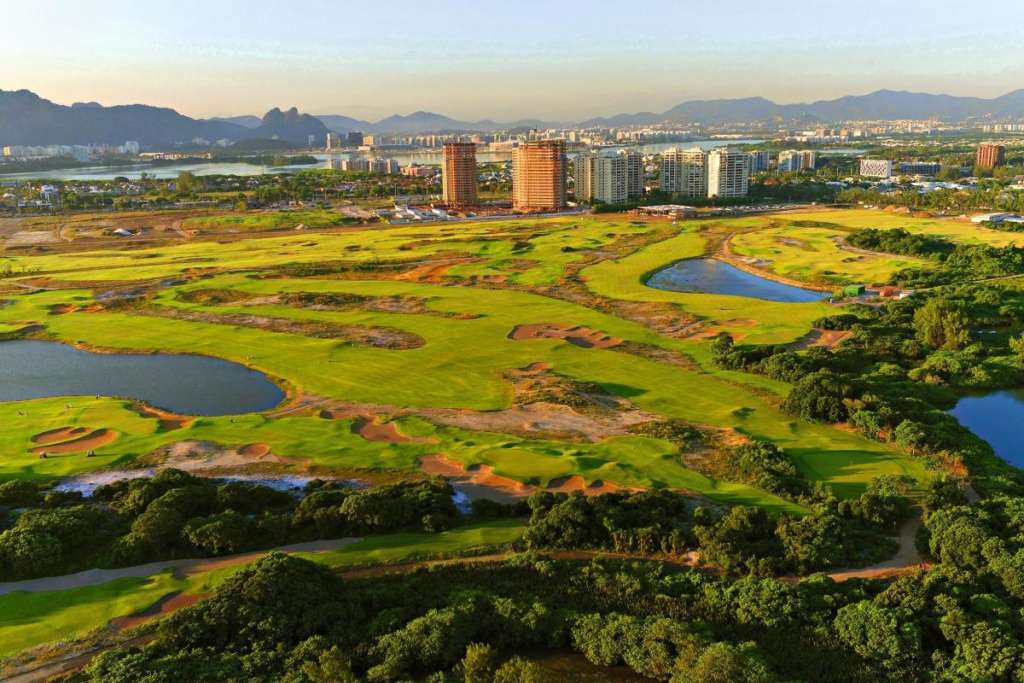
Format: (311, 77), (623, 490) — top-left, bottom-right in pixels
(0, 340), (284, 415)
(950, 390), (1024, 468)
(646, 258), (825, 303)
(0, 139), (765, 181)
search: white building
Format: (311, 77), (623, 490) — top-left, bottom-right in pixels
(859, 159), (894, 178)
(778, 150), (817, 172)
(748, 150), (771, 173)
(707, 148), (750, 198)
(660, 148), (707, 197)
(576, 152), (628, 204)
(123, 141), (140, 155)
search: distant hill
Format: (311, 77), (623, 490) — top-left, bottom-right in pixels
(314, 114), (373, 133)
(0, 89), (245, 146)
(660, 89), (1024, 124)
(250, 107), (328, 145)
(211, 115), (263, 129)
(7, 87), (1024, 148)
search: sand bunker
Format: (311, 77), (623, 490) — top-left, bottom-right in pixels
(546, 475), (622, 496)
(420, 454), (630, 503)
(136, 404), (194, 431)
(144, 440), (285, 472)
(31, 429), (118, 455)
(32, 426), (89, 445)
(509, 324), (622, 349)
(238, 443), (271, 457)
(352, 417), (437, 445)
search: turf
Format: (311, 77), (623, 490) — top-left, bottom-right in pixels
(0, 210), (944, 509)
(0, 572), (181, 659)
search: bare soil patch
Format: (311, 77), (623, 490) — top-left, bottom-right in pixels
(790, 328), (853, 351)
(141, 307), (425, 350)
(135, 404), (194, 431)
(110, 592), (205, 632)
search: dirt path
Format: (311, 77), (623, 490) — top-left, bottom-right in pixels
(0, 538), (360, 596)
(826, 511), (928, 582)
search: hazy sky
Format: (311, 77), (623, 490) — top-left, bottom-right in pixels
(4, 0), (1024, 122)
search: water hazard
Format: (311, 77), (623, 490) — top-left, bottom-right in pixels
(646, 258), (825, 303)
(950, 390), (1024, 468)
(0, 340), (284, 415)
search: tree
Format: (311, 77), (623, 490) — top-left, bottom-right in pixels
(913, 299), (970, 350)
(493, 656), (544, 683)
(462, 643), (498, 683)
(301, 646), (358, 683)
(673, 641), (777, 683)
(834, 601), (923, 675)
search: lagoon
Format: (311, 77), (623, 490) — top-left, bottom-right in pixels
(950, 390), (1024, 468)
(646, 258), (825, 303)
(0, 340), (283, 415)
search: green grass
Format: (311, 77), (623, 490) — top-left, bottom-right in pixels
(0, 521), (525, 661)
(0, 211), (935, 508)
(296, 520), (526, 567)
(0, 572), (181, 659)
(729, 222), (930, 285)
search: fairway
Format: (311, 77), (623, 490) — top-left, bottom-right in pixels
(0, 209), (949, 512)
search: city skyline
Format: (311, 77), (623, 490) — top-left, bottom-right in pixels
(4, 0), (1024, 121)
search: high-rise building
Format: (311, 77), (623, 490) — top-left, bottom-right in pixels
(442, 142), (478, 207)
(748, 150), (770, 173)
(575, 152), (628, 205)
(619, 149), (644, 199)
(899, 161), (942, 176)
(659, 148), (707, 197)
(859, 159), (893, 178)
(513, 140), (567, 212)
(976, 144), (1006, 169)
(325, 133), (341, 150)
(346, 132), (364, 146)
(707, 149), (750, 198)
(778, 150), (817, 172)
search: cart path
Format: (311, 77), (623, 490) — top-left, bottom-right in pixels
(0, 537), (360, 597)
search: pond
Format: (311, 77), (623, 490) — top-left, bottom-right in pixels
(646, 258), (826, 303)
(950, 390), (1024, 468)
(0, 340), (284, 415)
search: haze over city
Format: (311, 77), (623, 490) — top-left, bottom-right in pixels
(5, 0), (1024, 121)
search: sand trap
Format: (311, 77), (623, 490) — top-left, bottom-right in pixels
(509, 324), (622, 349)
(420, 454), (629, 503)
(31, 429), (118, 455)
(547, 475), (622, 496)
(238, 443), (271, 457)
(32, 426), (89, 445)
(136, 404), (194, 431)
(352, 418), (434, 444)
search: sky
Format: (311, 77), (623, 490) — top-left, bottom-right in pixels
(4, 0), (1024, 123)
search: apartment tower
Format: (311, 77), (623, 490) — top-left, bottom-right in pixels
(575, 152), (628, 205)
(976, 143), (1006, 170)
(707, 149), (750, 198)
(513, 140), (567, 212)
(659, 148), (707, 197)
(442, 142), (478, 207)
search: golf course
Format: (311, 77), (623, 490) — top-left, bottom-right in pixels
(2, 204), (1015, 671)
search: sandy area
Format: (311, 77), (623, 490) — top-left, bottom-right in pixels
(143, 440), (285, 472)
(32, 429), (118, 455)
(420, 454), (636, 503)
(352, 418), (435, 444)
(31, 426), (89, 446)
(509, 323), (622, 349)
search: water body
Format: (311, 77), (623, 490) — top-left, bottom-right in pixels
(0, 140), (765, 181)
(950, 390), (1024, 468)
(646, 258), (825, 303)
(0, 340), (283, 415)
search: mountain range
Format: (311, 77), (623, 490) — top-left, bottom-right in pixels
(5, 88), (1024, 148)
